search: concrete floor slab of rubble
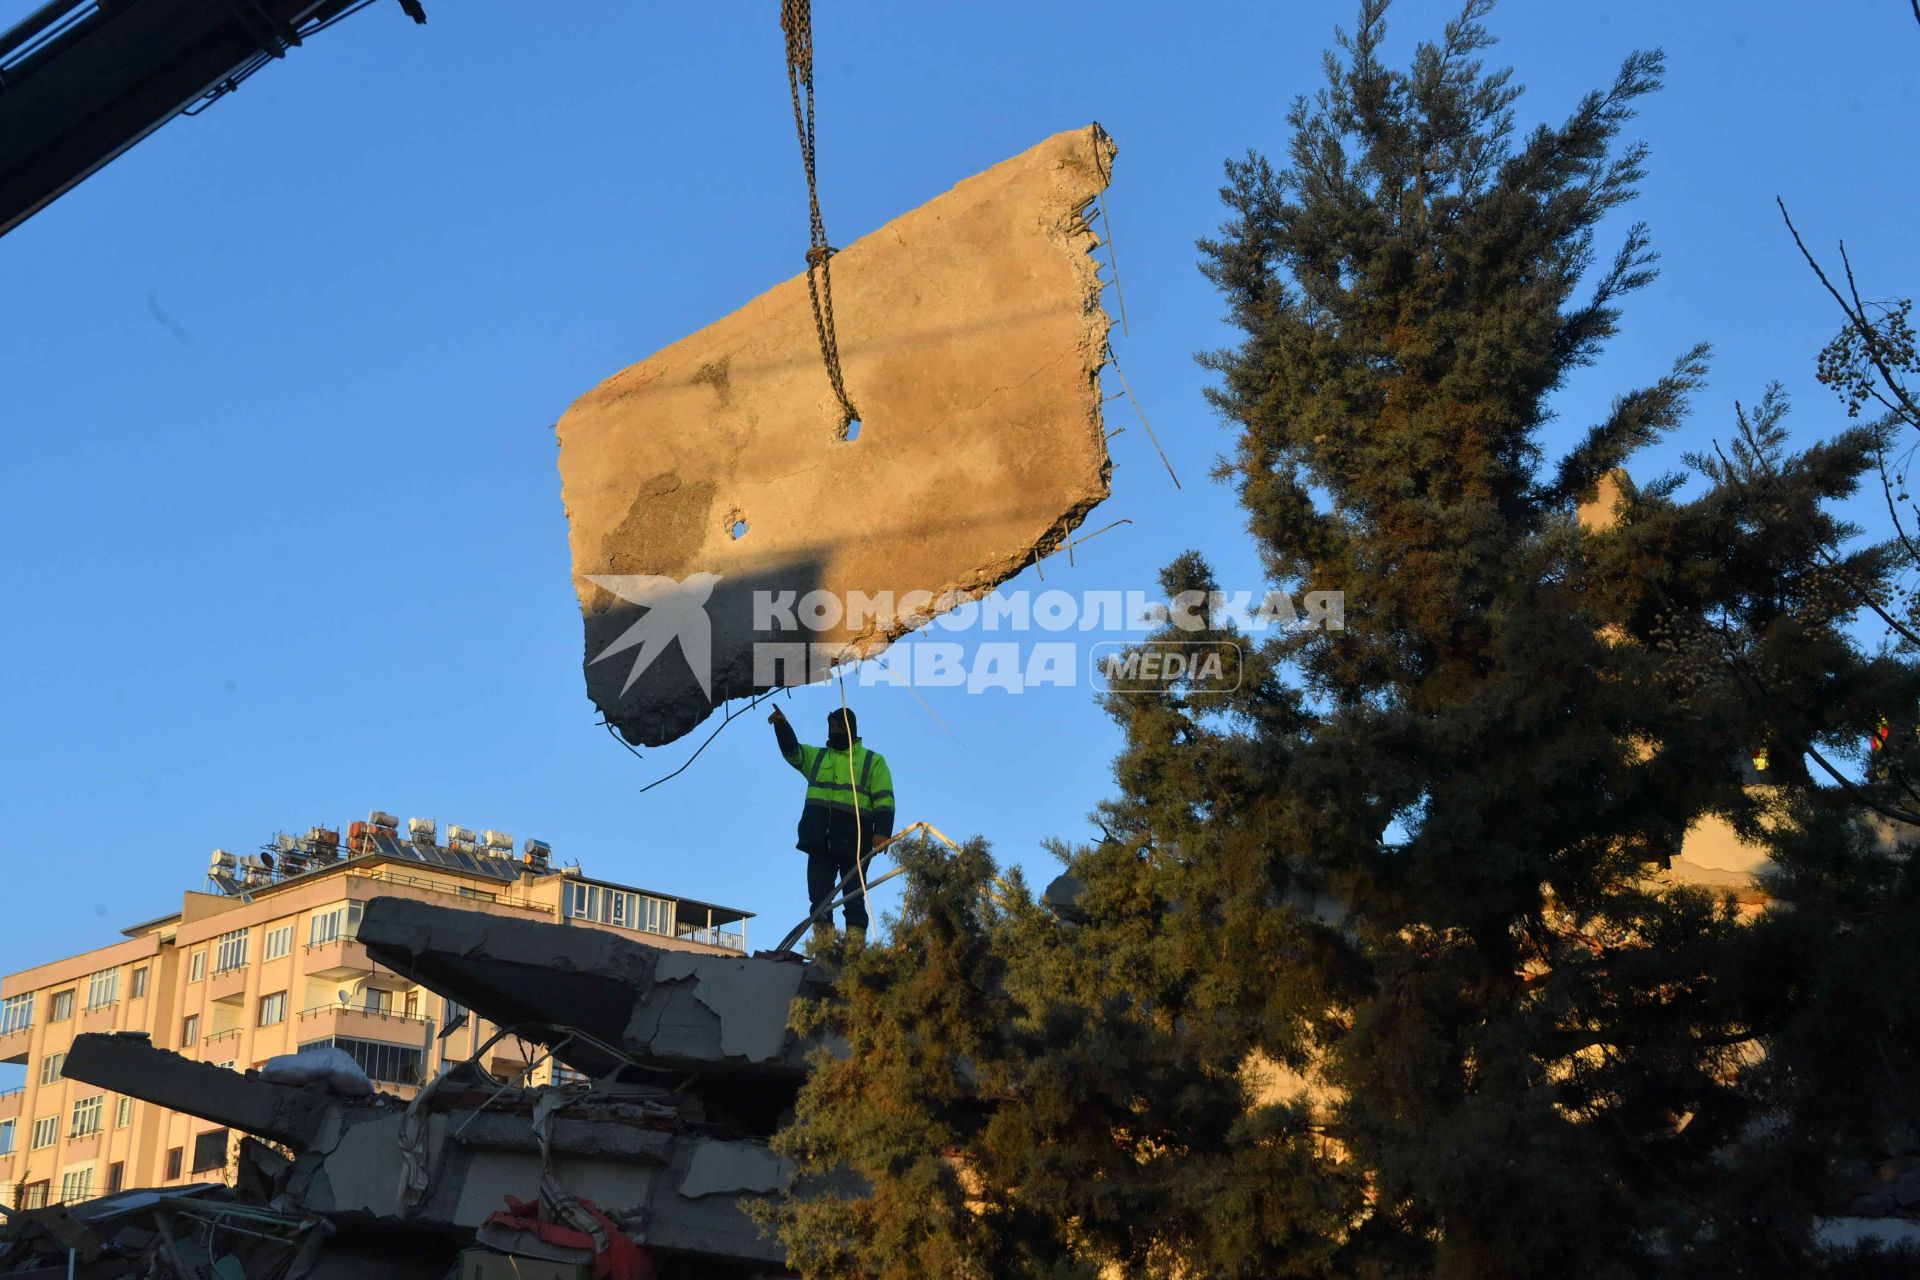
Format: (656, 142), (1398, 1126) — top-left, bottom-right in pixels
(60, 1032), (823, 1271)
(355, 895), (828, 1078)
(64, 1031), (337, 1148)
(558, 125), (1119, 745)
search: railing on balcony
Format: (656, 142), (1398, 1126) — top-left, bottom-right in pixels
(201, 1027), (243, 1048)
(295, 1004), (431, 1028)
(675, 926), (747, 952)
(340, 868), (550, 915)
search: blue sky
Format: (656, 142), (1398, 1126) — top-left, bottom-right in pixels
(2, 0), (1915, 1026)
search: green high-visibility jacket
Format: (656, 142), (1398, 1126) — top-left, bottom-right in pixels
(781, 735), (895, 857)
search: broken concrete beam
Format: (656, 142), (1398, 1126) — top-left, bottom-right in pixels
(64, 1033), (337, 1149)
(558, 125), (1118, 745)
(357, 896), (823, 1076)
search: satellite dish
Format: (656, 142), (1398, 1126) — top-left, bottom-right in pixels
(338, 990), (350, 1006)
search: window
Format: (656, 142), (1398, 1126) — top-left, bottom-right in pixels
(188, 950), (206, 982)
(0, 1119), (14, 1155)
(263, 924), (293, 961)
(402, 990), (419, 1019)
(164, 1148), (183, 1180)
(39, 1051), (66, 1084)
(31, 1116), (58, 1149)
(49, 989), (74, 1021)
(563, 882), (672, 935)
(214, 927), (249, 974)
(107, 1162), (125, 1194)
(308, 901), (363, 947)
(58, 1166), (93, 1203)
(86, 967), (119, 1010)
(191, 1128), (229, 1173)
(363, 987), (393, 1015)
(69, 1095), (103, 1138)
(0, 993), (32, 1034)
(180, 1015), (199, 1047)
(115, 1097), (133, 1128)
(258, 992), (286, 1027)
(130, 967), (149, 999)
(298, 1036), (422, 1086)
(19, 1182), (48, 1210)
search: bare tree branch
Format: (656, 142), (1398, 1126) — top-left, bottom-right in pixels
(1779, 200), (1920, 429)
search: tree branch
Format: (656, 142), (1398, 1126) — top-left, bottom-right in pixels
(1779, 200), (1920, 429)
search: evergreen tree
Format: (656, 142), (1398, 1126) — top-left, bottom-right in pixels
(777, 4), (1906, 1275)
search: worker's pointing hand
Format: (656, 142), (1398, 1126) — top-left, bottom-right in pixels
(768, 706), (788, 726)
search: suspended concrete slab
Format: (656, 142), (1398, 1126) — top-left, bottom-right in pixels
(557, 125), (1117, 746)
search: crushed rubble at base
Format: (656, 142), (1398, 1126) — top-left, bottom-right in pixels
(2, 896), (848, 1279)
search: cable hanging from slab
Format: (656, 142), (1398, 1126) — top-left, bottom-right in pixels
(1105, 344), (1180, 489)
(635, 687), (782, 795)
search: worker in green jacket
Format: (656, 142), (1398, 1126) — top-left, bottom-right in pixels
(768, 704), (895, 943)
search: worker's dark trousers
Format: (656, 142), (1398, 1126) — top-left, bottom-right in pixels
(806, 846), (869, 930)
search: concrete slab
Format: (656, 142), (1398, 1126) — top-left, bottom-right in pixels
(557, 125), (1118, 745)
(63, 1033), (336, 1149)
(356, 897), (818, 1076)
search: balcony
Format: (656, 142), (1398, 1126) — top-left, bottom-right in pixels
(674, 925), (747, 952)
(209, 963), (251, 1006)
(64, 1130), (102, 1163)
(201, 1026), (243, 1060)
(78, 1001), (118, 1033)
(0, 1086), (21, 1121)
(0, 1023), (27, 1066)
(293, 1004), (431, 1047)
(302, 938), (374, 981)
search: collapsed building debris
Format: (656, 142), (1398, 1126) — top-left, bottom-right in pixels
(558, 125), (1120, 745)
(354, 897), (829, 1078)
(0, 1185), (221, 1279)
(46, 895), (843, 1278)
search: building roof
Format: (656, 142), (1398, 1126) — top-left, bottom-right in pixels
(119, 911), (184, 939)
(206, 826), (753, 924)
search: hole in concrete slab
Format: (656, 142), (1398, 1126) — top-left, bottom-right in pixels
(843, 417), (862, 441)
(731, 518), (749, 540)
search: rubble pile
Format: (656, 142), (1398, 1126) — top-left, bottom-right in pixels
(30, 896), (843, 1279)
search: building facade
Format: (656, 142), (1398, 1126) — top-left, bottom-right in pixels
(0, 813), (750, 1209)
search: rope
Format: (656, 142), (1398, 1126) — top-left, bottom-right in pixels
(836, 674), (869, 919)
(781, 0), (860, 435)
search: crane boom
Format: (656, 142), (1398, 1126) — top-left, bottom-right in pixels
(0, 0), (423, 239)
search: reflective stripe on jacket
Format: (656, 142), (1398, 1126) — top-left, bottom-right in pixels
(783, 737), (895, 856)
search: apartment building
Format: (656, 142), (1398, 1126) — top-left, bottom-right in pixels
(0, 811), (751, 1209)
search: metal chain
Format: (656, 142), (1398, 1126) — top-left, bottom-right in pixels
(780, 0), (859, 433)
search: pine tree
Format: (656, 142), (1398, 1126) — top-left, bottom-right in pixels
(776, 3), (1905, 1275)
